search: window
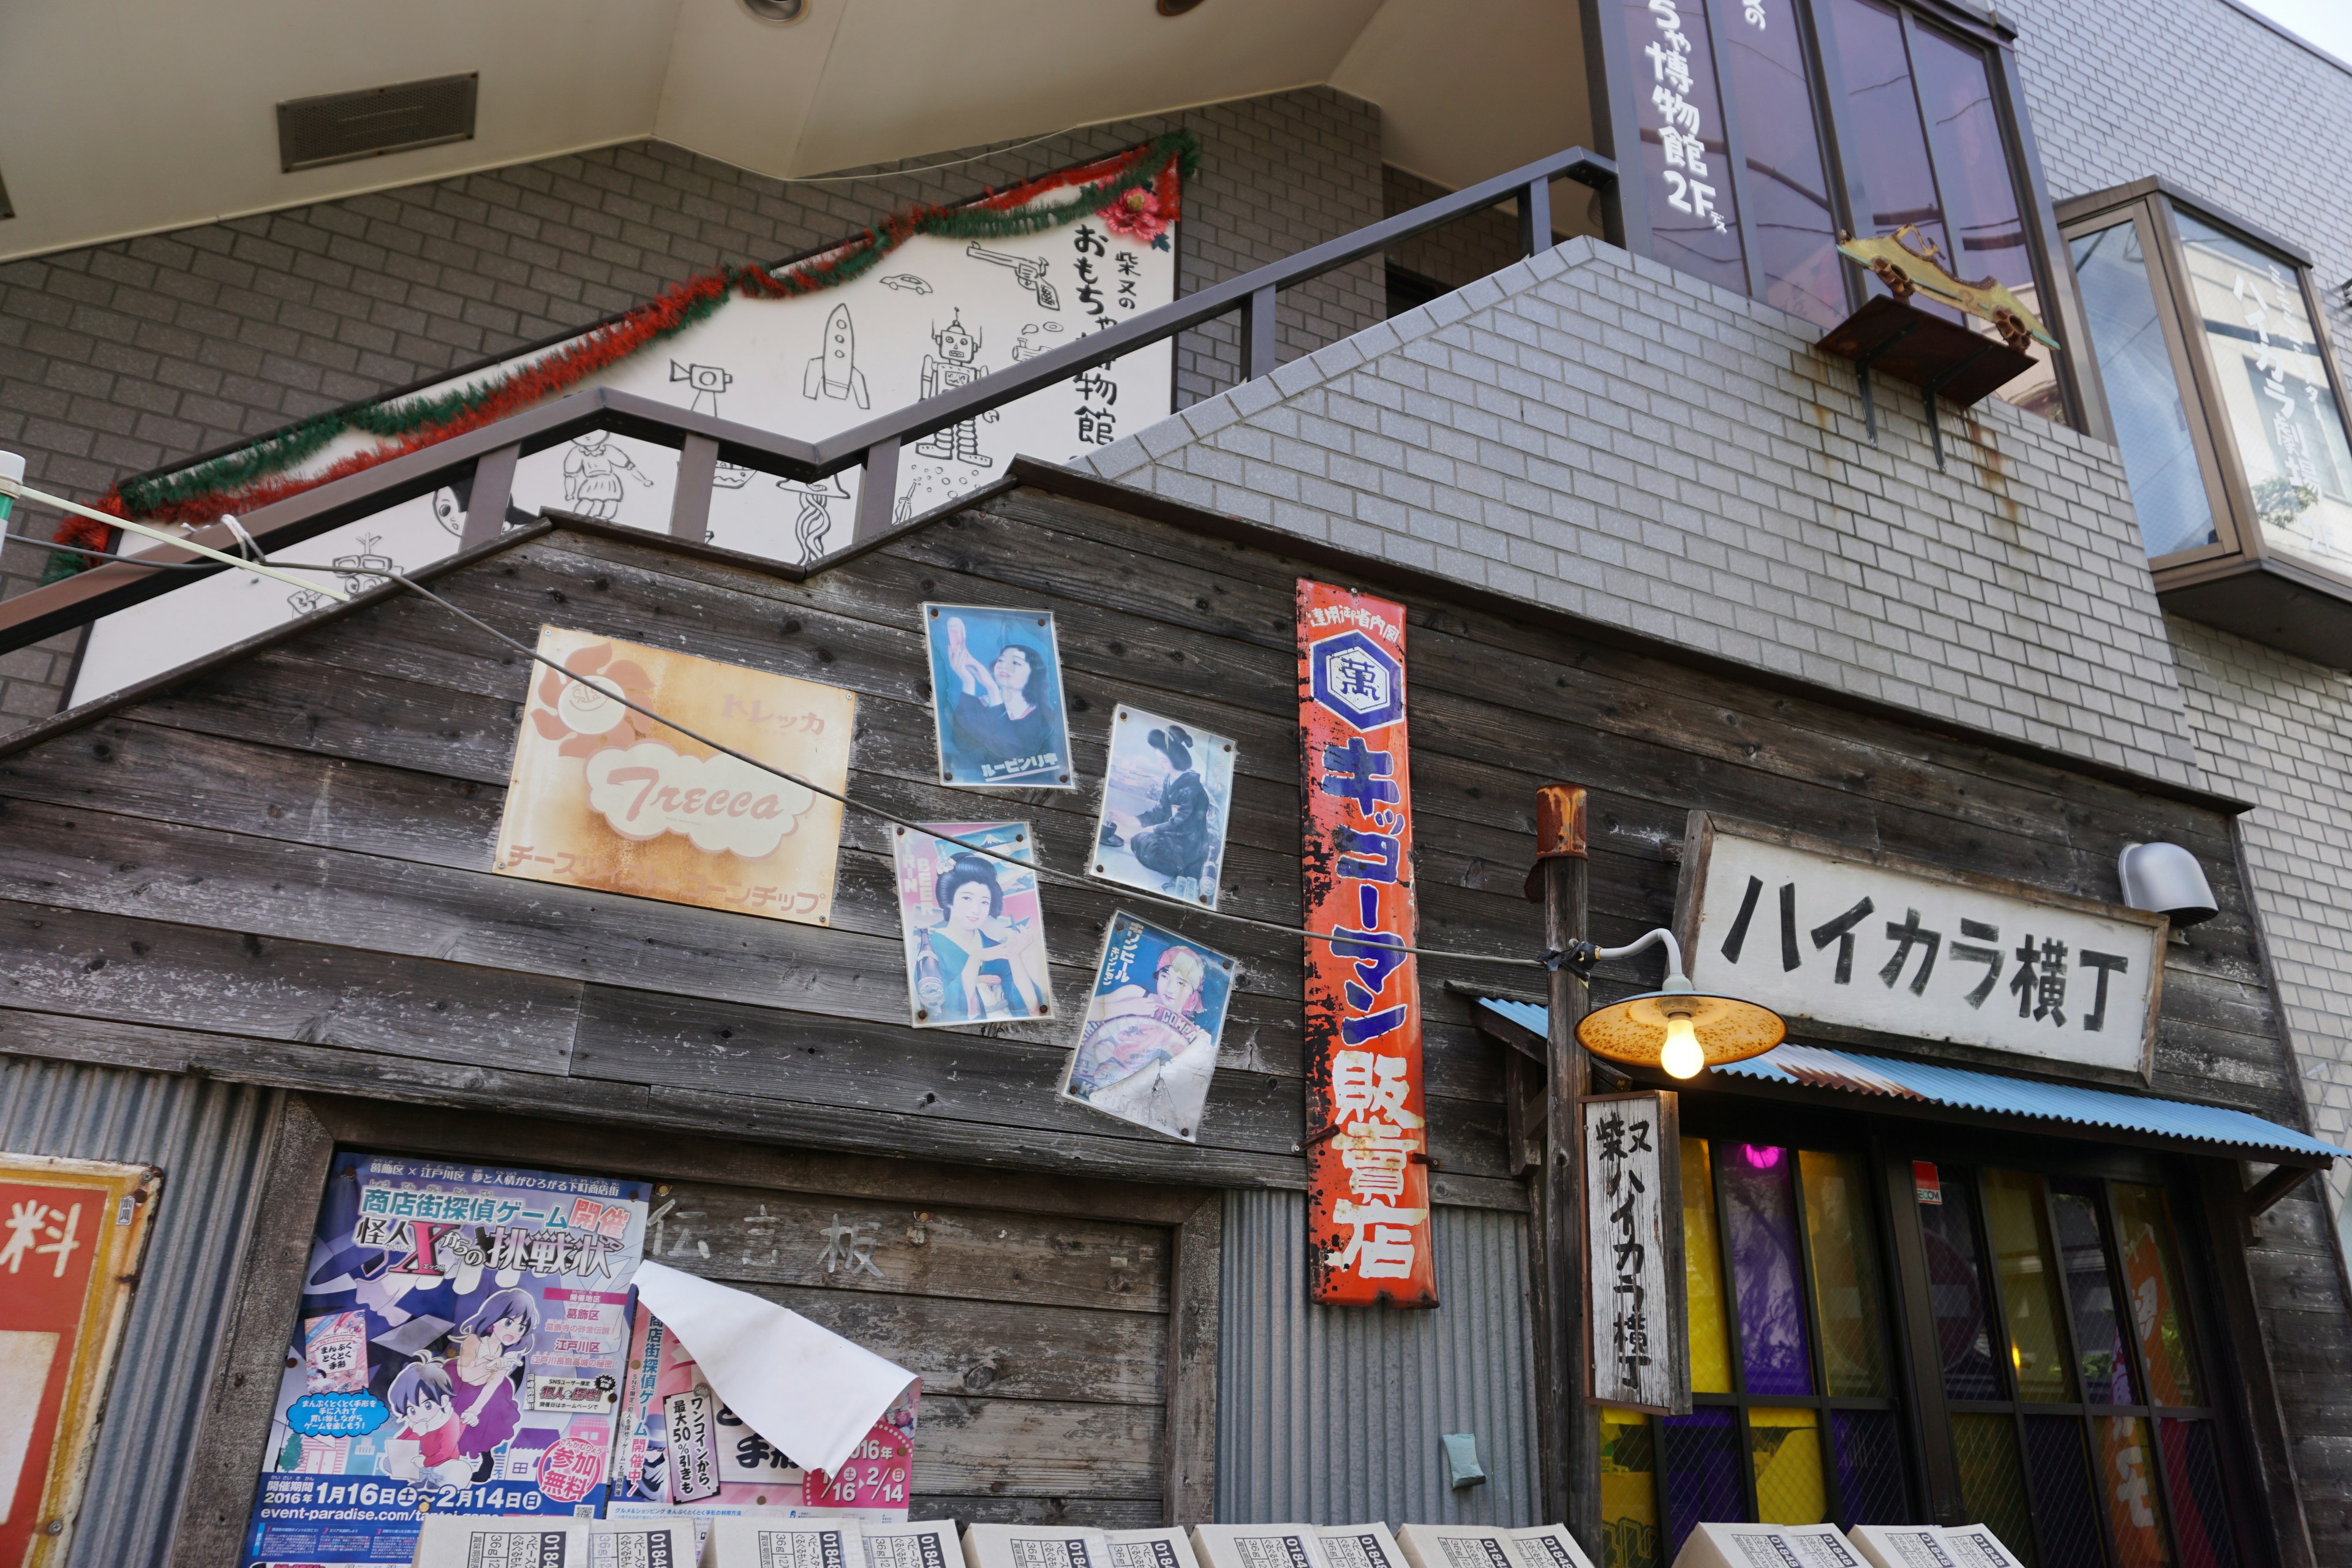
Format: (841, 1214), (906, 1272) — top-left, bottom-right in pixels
(1610, 0), (2075, 423)
(1603, 1136), (2245, 1568)
(2060, 182), (2352, 665)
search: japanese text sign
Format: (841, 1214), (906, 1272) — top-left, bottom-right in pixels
(1297, 580), (1436, 1307)
(1581, 1093), (1688, 1415)
(1675, 815), (2168, 1079)
(495, 627), (856, 925)
(0, 1155), (158, 1568)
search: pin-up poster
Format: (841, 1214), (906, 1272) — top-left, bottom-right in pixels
(609, 1302), (916, 1528)
(1091, 706), (1235, 908)
(1296, 579), (1436, 1307)
(1061, 912), (1237, 1144)
(921, 605), (1074, 789)
(494, 627), (857, 924)
(892, 822), (1054, 1027)
(241, 1154), (650, 1567)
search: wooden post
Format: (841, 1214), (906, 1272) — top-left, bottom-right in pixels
(1528, 784), (1600, 1545)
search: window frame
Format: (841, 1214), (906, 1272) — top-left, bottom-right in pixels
(2059, 178), (2352, 610)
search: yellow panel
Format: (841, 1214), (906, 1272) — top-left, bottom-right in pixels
(1798, 1149), (1889, 1396)
(1981, 1168), (2073, 1401)
(1749, 1407), (1826, 1525)
(1681, 1137), (1731, 1394)
(1600, 1409), (1660, 1568)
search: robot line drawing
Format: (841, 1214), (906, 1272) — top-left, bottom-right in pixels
(670, 360), (734, 417)
(804, 304), (871, 409)
(914, 310), (998, 467)
(564, 431), (655, 520)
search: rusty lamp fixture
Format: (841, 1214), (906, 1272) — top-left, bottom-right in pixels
(1559, 928), (1785, 1079)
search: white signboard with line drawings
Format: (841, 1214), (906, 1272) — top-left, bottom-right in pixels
(66, 187), (1176, 709)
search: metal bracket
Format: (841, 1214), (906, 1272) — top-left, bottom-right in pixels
(1852, 322), (1918, 447)
(1921, 344), (1996, 471)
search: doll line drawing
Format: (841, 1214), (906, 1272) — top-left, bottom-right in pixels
(563, 432), (654, 521)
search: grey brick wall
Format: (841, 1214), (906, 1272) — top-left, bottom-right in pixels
(1081, 236), (2201, 786)
(0, 86), (1383, 727)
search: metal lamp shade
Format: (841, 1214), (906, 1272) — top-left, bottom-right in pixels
(1575, 987), (1787, 1071)
(2118, 842), (2218, 927)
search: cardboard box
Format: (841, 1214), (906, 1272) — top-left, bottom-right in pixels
(587, 1517), (699, 1568)
(865, 1521), (963, 1568)
(960, 1524), (1114, 1568)
(1314, 1526), (1406, 1568)
(1397, 1525), (1529, 1568)
(1106, 1528), (1203, 1568)
(1668, 1523), (1864, 1568)
(410, 1516), (588, 1568)
(1189, 1525), (1331, 1568)
(704, 1515), (866, 1568)
(1849, 1526), (2024, 1568)
(1506, 1527), (1593, 1568)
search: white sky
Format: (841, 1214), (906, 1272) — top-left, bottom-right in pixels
(2232, 0), (2352, 64)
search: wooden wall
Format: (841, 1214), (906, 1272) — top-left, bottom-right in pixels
(0, 472), (2342, 1543)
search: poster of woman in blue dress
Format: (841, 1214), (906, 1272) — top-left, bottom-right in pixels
(923, 604), (1073, 788)
(892, 821), (1055, 1027)
(1091, 705), (1235, 908)
(1061, 913), (1235, 1142)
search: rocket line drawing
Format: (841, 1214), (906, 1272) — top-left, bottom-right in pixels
(804, 303), (871, 409)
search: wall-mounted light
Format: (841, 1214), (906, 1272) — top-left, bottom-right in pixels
(1158, 0), (1207, 14)
(742, 0), (807, 21)
(1561, 928), (1785, 1079)
(2118, 842), (2218, 927)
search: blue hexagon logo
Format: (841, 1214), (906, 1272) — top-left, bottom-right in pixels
(1309, 630), (1405, 729)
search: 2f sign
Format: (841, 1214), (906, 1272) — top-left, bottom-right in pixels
(1583, 1092), (1688, 1415)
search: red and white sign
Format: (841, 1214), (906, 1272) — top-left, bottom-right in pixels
(1296, 579), (1437, 1308)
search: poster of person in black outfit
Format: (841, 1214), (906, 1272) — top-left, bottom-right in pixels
(922, 603), (1074, 788)
(1091, 704), (1235, 908)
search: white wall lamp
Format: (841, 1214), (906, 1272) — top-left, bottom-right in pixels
(1556, 927), (1786, 1079)
(2118, 842), (2219, 928)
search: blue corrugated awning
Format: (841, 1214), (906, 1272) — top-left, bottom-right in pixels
(1474, 997), (2343, 1163)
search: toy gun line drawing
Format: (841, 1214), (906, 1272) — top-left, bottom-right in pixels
(967, 243), (1060, 310)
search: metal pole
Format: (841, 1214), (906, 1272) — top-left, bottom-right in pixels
(1529, 784), (1600, 1543)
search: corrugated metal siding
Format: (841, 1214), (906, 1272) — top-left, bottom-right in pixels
(0, 1057), (279, 1568)
(1218, 1190), (1539, 1526)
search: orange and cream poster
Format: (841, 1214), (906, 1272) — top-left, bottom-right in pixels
(494, 627), (857, 924)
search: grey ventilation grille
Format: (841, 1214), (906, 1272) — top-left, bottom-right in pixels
(277, 73), (478, 173)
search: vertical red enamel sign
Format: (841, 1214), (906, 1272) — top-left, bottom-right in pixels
(1298, 579), (1437, 1307)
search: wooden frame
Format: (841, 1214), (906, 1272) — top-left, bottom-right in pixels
(165, 1095), (1223, 1567)
(2059, 177), (2352, 667)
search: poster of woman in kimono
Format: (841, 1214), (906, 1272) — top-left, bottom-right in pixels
(1062, 913), (1235, 1143)
(891, 822), (1054, 1027)
(922, 604), (1073, 788)
(1091, 706), (1235, 907)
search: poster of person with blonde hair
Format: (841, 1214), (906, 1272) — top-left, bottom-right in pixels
(1063, 913), (1235, 1143)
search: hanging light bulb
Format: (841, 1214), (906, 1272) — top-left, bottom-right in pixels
(1659, 1012), (1705, 1079)
(1566, 928), (1786, 1077)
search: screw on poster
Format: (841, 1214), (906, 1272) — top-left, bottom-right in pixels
(1090, 706), (1235, 908)
(609, 1302), (916, 1529)
(891, 822), (1054, 1027)
(240, 1154), (650, 1567)
(1061, 913), (1237, 1144)
(1296, 579), (1436, 1308)
(921, 605), (1074, 788)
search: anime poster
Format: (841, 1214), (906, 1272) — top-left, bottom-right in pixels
(1090, 706), (1234, 909)
(609, 1303), (916, 1530)
(241, 1154), (650, 1567)
(921, 605), (1073, 789)
(494, 627), (857, 924)
(892, 822), (1054, 1027)
(1297, 578), (1437, 1308)
(1061, 913), (1236, 1143)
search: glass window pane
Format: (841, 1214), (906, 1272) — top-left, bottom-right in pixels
(2022, 1415), (2108, 1568)
(1915, 1162), (2002, 1399)
(1907, 23), (2060, 420)
(1821, 0), (1953, 267)
(1618, 0), (1749, 293)
(2111, 1182), (2201, 1407)
(1722, 2), (1845, 328)
(1982, 1168), (2074, 1401)
(2095, 1415), (2173, 1568)
(1723, 1144), (1814, 1395)
(1798, 1149), (1889, 1396)
(2068, 219), (2223, 557)
(1953, 1414), (2040, 1568)
(1683, 1139), (1735, 1393)
(1751, 1408), (1828, 1523)
(1660, 1408), (1746, 1557)
(2173, 208), (2352, 578)
(1828, 1409), (1910, 1526)
(1602, 1410), (1664, 1568)
(2157, 1419), (2239, 1568)
(2049, 1177), (2136, 1404)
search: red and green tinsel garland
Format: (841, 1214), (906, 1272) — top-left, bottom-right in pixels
(50, 131), (1197, 575)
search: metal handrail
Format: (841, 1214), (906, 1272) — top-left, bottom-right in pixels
(0, 146), (1612, 656)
